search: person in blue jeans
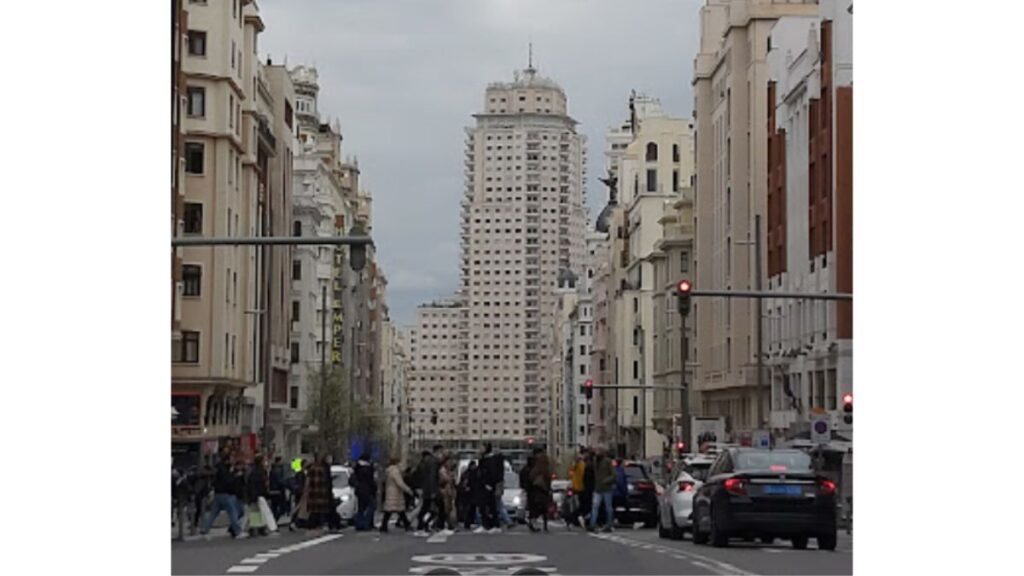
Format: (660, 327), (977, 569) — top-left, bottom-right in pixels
(201, 452), (244, 539)
(589, 448), (616, 532)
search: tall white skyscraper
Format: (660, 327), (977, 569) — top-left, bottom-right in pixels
(409, 62), (587, 453)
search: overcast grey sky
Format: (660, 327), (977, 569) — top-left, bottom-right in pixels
(258, 0), (703, 326)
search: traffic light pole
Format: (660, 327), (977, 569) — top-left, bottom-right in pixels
(680, 311), (690, 455)
(172, 236), (373, 247)
(172, 233), (372, 456)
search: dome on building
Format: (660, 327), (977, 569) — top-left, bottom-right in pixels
(595, 202), (615, 234)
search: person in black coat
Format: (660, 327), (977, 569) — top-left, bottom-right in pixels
(462, 461), (487, 530)
(268, 457), (288, 521)
(351, 454), (378, 531)
(414, 448), (440, 532)
(478, 444), (502, 530)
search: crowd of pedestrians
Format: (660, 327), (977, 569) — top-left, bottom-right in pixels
(173, 442), (626, 540)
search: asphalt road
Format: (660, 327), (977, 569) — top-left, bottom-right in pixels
(172, 522), (852, 575)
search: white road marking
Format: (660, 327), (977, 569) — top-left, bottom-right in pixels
(427, 533), (449, 544)
(224, 534), (342, 574)
(589, 532), (752, 576)
(763, 548), (785, 554)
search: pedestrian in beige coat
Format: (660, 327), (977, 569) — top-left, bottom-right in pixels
(380, 457), (413, 533)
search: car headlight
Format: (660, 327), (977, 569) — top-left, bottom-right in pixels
(512, 496), (521, 506)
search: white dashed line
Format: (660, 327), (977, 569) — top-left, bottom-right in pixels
(224, 534), (342, 574)
(589, 532), (753, 576)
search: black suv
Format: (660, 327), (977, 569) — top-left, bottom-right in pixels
(692, 448), (838, 550)
(612, 461), (659, 528)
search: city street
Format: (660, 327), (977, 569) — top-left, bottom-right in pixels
(172, 523), (852, 575)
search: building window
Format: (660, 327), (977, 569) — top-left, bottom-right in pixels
(285, 100), (294, 129)
(182, 265), (201, 296)
(292, 301), (300, 323)
(174, 331), (200, 363)
(183, 203), (203, 234)
(187, 86), (205, 117)
(680, 251), (689, 273)
(633, 360), (639, 379)
(673, 169), (679, 192)
(673, 144), (680, 163)
(187, 31), (206, 56)
(293, 220), (302, 237)
(290, 386), (299, 409)
(292, 260), (301, 280)
(579, 364), (586, 375)
(291, 342), (300, 364)
(633, 395), (639, 415)
(184, 142), (204, 174)
(646, 142), (658, 162)
(646, 169), (657, 192)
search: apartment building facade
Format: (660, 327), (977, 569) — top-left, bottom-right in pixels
(765, 0), (853, 435)
(692, 0), (819, 436)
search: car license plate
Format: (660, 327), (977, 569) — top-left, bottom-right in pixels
(763, 484), (801, 496)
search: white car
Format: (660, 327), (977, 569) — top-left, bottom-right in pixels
(458, 458), (524, 523)
(330, 465), (356, 524)
(658, 471), (702, 540)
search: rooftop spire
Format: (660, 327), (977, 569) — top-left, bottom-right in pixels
(526, 41), (536, 74)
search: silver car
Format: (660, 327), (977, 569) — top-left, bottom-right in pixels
(330, 465), (357, 524)
(658, 471), (701, 540)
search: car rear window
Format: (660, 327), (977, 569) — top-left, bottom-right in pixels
(624, 465), (649, 480)
(734, 451), (812, 472)
(331, 471), (350, 489)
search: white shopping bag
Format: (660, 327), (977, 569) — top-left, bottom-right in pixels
(258, 496), (278, 532)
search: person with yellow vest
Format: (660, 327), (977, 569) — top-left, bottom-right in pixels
(568, 448), (590, 528)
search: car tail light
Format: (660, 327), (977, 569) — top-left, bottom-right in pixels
(818, 479), (837, 496)
(724, 478), (746, 496)
(678, 481), (695, 492)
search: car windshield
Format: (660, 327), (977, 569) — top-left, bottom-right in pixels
(331, 471), (350, 489)
(734, 451), (812, 472)
(504, 471), (520, 489)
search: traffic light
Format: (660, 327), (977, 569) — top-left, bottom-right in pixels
(676, 279), (693, 316)
(676, 440), (686, 455)
(349, 222), (368, 272)
(527, 437), (535, 446)
(842, 393), (853, 425)
(582, 379), (594, 400)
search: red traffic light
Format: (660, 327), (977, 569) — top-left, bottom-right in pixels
(527, 437), (535, 445)
(842, 393), (853, 405)
(676, 441), (685, 450)
(584, 379), (593, 388)
(677, 280), (692, 294)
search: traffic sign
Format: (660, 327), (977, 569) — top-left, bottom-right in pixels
(752, 429), (771, 449)
(810, 413), (831, 445)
